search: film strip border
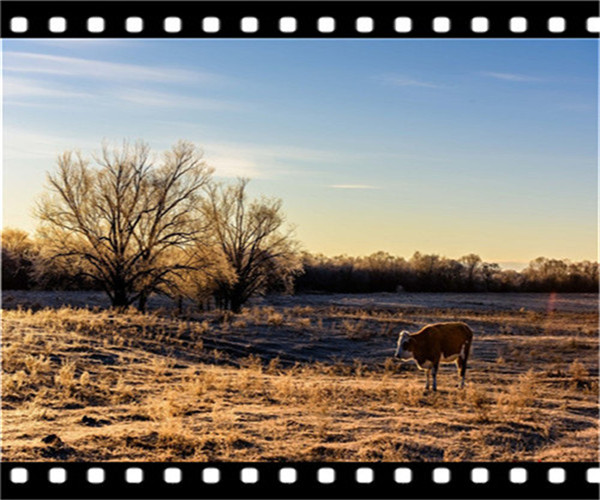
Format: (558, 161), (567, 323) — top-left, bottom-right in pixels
(1, 1), (599, 38)
(1, 462), (600, 499)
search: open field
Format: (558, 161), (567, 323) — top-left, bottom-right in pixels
(2, 292), (598, 462)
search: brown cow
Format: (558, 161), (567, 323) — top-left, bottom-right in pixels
(394, 322), (473, 391)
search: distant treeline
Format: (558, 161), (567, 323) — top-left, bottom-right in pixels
(295, 251), (599, 294)
(3, 231), (598, 295)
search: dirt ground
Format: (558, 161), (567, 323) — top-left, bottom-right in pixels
(2, 291), (598, 462)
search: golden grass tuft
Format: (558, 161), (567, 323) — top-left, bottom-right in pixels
(266, 311), (284, 326)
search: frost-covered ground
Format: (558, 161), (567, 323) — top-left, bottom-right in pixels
(265, 291), (598, 314)
(2, 290), (598, 462)
(3, 290), (598, 314)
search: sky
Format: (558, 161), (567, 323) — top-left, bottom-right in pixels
(2, 39), (598, 269)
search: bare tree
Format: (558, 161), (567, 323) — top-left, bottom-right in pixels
(203, 178), (302, 312)
(459, 253), (482, 290)
(36, 140), (213, 309)
(168, 243), (236, 312)
(480, 262), (501, 290)
(1, 228), (36, 289)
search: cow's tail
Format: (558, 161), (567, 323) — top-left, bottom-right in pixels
(459, 324), (473, 385)
(462, 324), (473, 361)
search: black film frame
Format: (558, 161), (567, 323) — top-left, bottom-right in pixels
(2, 462), (599, 499)
(0, 1), (599, 38)
(1, 1), (599, 499)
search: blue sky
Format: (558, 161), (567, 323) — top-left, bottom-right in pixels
(2, 39), (598, 267)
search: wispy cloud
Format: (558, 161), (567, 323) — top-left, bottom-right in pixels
(3, 51), (242, 113)
(202, 141), (343, 179)
(114, 89), (248, 112)
(3, 76), (245, 112)
(205, 154), (265, 179)
(481, 72), (542, 82)
(3, 76), (92, 99)
(4, 51), (223, 84)
(3, 129), (99, 161)
(3, 129), (338, 180)
(330, 184), (380, 190)
(377, 74), (441, 89)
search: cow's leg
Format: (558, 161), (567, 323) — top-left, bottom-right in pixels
(457, 357), (467, 388)
(431, 363), (439, 392)
(456, 358), (467, 388)
(425, 369), (430, 391)
(461, 361), (468, 388)
(458, 343), (469, 388)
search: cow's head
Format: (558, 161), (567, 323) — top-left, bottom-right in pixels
(394, 330), (414, 360)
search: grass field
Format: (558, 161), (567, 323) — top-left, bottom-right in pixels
(2, 292), (598, 462)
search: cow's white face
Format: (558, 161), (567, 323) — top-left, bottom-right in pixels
(395, 330), (414, 360)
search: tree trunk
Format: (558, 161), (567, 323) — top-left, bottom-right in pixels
(111, 288), (129, 310)
(230, 291), (244, 314)
(138, 290), (148, 312)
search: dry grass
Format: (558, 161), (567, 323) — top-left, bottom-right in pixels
(2, 293), (598, 462)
